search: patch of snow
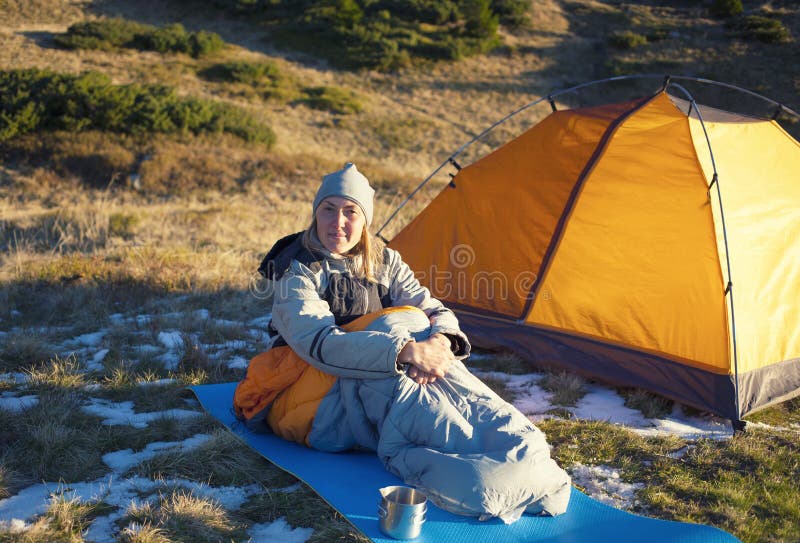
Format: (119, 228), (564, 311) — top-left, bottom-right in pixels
(136, 378), (178, 388)
(134, 314), (153, 325)
(86, 349), (110, 372)
(81, 398), (201, 429)
(228, 356), (249, 370)
(248, 328), (269, 341)
(667, 445), (694, 459)
(102, 434), (212, 473)
(73, 331), (106, 347)
(10, 310), (22, 317)
(0, 475), (268, 541)
(158, 331), (184, 350)
(213, 318), (241, 327)
(569, 385), (650, 427)
(247, 518), (314, 543)
(157, 352), (181, 371)
(194, 309), (210, 320)
(0, 393), (39, 412)
(570, 463), (644, 510)
(135, 344), (161, 354)
(0, 518), (28, 532)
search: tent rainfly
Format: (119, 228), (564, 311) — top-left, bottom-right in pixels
(386, 79), (800, 424)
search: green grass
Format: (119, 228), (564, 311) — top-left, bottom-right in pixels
(56, 18), (225, 58)
(608, 30), (648, 49)
(121, 489), (248, 543)
(3, 287), (800, 541)
(298, 86), (363, 115)
(212, 0), (526, 71)
(539, 417), (800, 542)
(539, 370), (587, 407)
(710, 0), (744, 19)
(727, 15), (792, 44)
(0, 69), (275, 145)
(621, 388), (674, 419)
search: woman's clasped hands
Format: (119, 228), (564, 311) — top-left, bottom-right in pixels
(398, 333), (454, 385)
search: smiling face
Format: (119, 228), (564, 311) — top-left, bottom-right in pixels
(315, 196), (366, 255)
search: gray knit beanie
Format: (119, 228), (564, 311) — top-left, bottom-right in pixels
(312, 162), (375, 226)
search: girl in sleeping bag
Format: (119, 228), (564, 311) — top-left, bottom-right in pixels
(234, 162), (571, 523)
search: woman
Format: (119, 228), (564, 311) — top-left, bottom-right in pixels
(236, 163), (571, 523)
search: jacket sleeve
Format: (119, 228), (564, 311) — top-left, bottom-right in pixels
(271, 260), (412, 379)
(386, 249), (471, 358)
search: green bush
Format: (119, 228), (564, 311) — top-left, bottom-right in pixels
(56, 18), (225, 58)
(210, 0), (531, 71)
(198, 61), (290, 100)
(491, 0), (530, 28)
(710, 0), (744, 19)
(608, 30), (648, 49)
(0, 69), (275, 145)
(199, 61), (281, 85)
(727, 15), (791, 43)
(54, 18), (150, 50)
(299, 86), (362, 114)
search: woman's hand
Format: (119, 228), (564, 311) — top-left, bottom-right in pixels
(399, 333), (454, 384)
(407, 366), (439, 385)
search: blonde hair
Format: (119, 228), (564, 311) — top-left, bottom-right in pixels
(303, 220), (384, 282)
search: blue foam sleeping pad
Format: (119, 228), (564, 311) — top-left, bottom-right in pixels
(191, 383), (741, 543)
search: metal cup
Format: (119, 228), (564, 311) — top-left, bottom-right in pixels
(377, 485), (427, 540)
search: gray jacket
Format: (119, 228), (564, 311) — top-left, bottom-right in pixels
(270, 240), (470, 379)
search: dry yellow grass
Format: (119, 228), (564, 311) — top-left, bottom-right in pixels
(1, 0), (798, 296)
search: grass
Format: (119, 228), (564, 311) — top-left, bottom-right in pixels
(55, 18), (226, 58)
(0, 69), (276, 145)
(539, 370), (587, 407)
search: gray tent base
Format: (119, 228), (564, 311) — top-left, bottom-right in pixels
(454, 308), (800, 426)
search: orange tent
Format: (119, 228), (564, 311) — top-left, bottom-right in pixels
(388, 82), (800, 423)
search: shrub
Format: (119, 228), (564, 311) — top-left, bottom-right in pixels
(608, 30), (648, 49)
(0, 69), (275, 145)
(189, 31), (226, 58)
(491, 0), (530, 28)
(54, 18), (150, 50)
(727, 15), (791, 43)
(198, 61), (290, 100)
(210, 0), (531, 71)
(710, 0), (744, 19)
(299, 86), (363, 114)
(198, 61), (281, 85)
(56, 18), (225, 58)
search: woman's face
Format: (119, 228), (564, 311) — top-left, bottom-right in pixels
(315, 196), (365, 255)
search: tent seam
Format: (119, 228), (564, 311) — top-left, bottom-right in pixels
(519, 92), (659, 322)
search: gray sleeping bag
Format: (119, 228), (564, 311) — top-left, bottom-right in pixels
(307, 307), (572, 523)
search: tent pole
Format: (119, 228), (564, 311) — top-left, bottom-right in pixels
(376, 74), (798, 238)
(669, 82), (743, 427)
